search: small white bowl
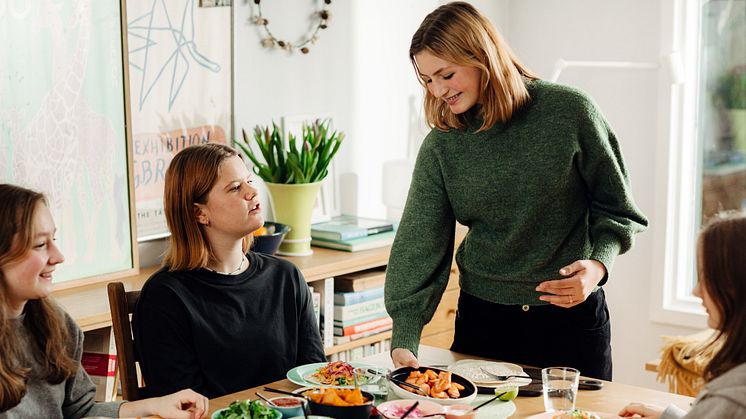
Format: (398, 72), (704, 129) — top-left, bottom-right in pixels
(377, 399), (446, 418)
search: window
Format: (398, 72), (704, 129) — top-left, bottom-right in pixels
(652, 0), (745, 327)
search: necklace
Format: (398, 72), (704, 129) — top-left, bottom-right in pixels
(206, 255), (247, 275)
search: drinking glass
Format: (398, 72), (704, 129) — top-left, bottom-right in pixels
(355, 366), (390, 402)
(542, 367), (580, 413)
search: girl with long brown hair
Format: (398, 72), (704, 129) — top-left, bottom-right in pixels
(621, 213), (746, 418)
(133, 143), (325, 399)
(385, 1), (648, 380)
(0, 184), (208, 418)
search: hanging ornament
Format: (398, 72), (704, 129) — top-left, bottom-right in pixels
(251, 0), (332, 54)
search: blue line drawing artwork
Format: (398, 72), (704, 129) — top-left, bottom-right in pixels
(128, 0), (221, 111)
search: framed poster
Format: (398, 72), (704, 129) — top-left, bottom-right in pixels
(0, 0), (138, 287)
(127, 0), (232, 241)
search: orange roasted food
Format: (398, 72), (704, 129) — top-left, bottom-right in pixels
(253, 226), (268, 236)
(303, 387), (368, 407)
(401, 369), (465, 399)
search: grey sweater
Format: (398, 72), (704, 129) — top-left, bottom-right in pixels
(385, 80), (648, 354)
(661, 362), (746, 419)
(1, 310), (124, 419)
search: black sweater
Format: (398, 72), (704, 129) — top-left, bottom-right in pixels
(133, 252), (326, 398)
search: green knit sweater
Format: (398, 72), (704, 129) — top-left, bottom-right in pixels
(384, 80), (648, 355)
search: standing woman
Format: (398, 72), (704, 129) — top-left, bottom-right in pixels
(620, 213), (746, 418)
(0, 184), (207, 418)
(385, 1), (648, 380)
(133, 143), (325, 399)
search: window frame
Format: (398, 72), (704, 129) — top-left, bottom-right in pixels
(650, 0), (710, 329)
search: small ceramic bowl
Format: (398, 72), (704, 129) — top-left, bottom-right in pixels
(377, 399), (446, 418)
(443, 404), (477, 419)
(268, 396), (307, 418)
(252, 221), (290, 255)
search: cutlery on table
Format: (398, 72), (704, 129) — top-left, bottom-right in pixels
(400, 401), (420, 419)
(263, 386), (310, 399)
(387, 376), (429, 397)
(479, 367), (532, 381)
(255, 391), (275, 406)
(471, 392), (505, 411)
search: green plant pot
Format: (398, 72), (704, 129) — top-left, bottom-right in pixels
(729, 109), (746, 154)
(265, 181), (323, 256)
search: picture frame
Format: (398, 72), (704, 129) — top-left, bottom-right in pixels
(127, 0), (233, 241)
(0, 0), (138, 288)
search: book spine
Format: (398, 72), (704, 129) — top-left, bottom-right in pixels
(334, 316), (392, 336)
(310, 277), (335, 348)
(346, 324), (392, 341)
(312, 229), (368, 241)
(333, 286), (384, 305)
(333, 311), (388, 328)
(333, 297), (386, 321)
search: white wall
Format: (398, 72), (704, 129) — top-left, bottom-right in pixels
(138, 0), (700, 390)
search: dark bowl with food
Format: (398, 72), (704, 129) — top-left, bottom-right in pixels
(389, 366), (477, 405)
(303, 388), (374, 419)
(251, 221), (290, 255)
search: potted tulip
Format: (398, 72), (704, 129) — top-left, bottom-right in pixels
(234, 119), (344, 255)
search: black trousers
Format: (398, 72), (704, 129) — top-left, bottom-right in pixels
(450, 289), (612, 380)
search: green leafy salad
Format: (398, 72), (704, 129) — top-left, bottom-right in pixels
(213, 400), (281, 419)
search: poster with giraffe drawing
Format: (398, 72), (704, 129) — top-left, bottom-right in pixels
(0, 0), (137, 285)
(126, 0), (231, 241)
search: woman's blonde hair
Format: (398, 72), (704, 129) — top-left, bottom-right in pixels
(162, 143), (252, 271)
(410, 1), (538, 132)
(0, 184), (77, 411)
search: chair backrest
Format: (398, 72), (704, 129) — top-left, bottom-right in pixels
(107, 282), (144, 401)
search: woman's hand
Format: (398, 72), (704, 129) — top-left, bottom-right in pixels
(391, 348), (420, 369)
(119, 388), (209, 419)
(535, 259), (606, 308)
(618, 402), (664, 418)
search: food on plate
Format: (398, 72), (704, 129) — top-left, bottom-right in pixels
(270, 397), (303, 407)
(551, 409), (601, 419)
(306, 361), (357, 386)
(378, 403), (427, 418)
(213, 399), (281, 419)
(401, 369), (466, 399)
(303, 387), (369, 406)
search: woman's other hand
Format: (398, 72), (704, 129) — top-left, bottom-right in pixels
(618, 402), (664, 418)
(120, 388), (209, 419)
(535, 259), (606, 307)
(392, 348), (420, 369)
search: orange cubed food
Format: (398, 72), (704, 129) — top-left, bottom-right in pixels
(343, 388), (365, 405)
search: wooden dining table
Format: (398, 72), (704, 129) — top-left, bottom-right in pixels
(208, 345), (694, 418)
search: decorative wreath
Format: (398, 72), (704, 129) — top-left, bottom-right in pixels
(251, 0), (332, 54)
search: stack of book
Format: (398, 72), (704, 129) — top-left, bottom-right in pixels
(311, 215), (397, 252)
(332, 267), (392, 345)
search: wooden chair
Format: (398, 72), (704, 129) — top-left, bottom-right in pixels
(107, 282), (145, 401)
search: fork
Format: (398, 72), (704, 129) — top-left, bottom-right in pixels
(479, 367), (532, 381)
